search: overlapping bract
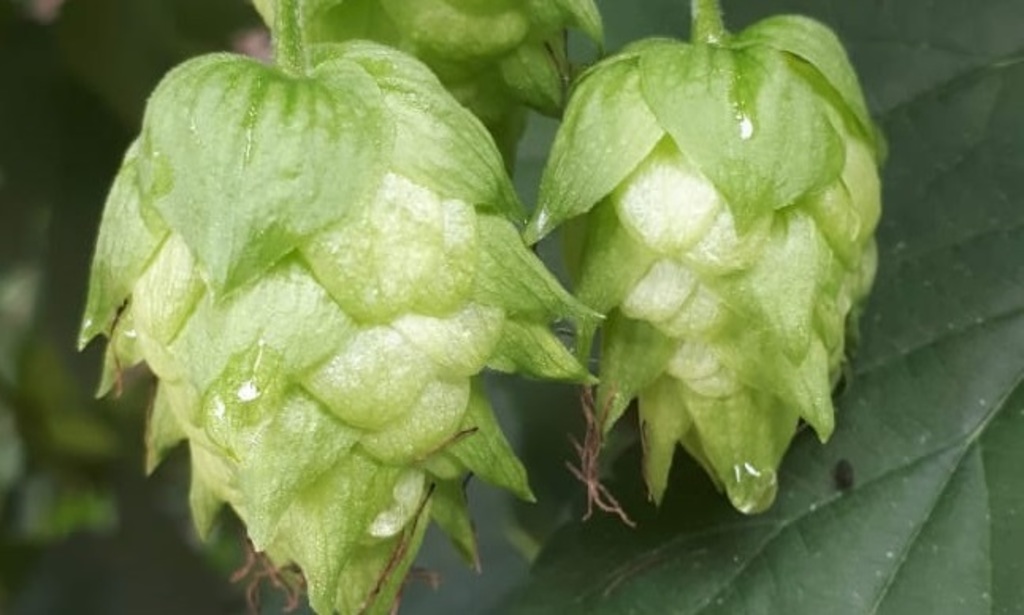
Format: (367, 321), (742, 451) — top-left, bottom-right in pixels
(251, 0), (603, 159)
(528, 16), (883, 513)
(79, 42), (593, 614)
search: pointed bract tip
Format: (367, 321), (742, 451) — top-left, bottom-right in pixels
(523, 210), (553, 246)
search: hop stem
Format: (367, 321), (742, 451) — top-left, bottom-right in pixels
(691, 0), (726, 44)
(274, 0), (309, 75)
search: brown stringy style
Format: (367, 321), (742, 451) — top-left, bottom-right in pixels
(232, 538), (306, 614)
(566, 387), (635, 527)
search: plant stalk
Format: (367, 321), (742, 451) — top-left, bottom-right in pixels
(692, 0), (726, 43)
(274, 0), (309, 75)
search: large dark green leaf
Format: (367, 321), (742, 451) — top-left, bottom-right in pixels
(499, 0), (1024, 612)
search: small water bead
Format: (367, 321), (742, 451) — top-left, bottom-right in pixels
(738, 115), (754, 140)
(729, 463), (778, 514)
(211, 395), (227, 422)
(236, 380), (260, 402)
(203, 394), (233, 454)
(235, 340), (267, 403)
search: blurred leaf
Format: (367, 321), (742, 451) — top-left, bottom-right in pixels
(54, 0), (261, 125)
(0, 41), (120, 545)
(0, 267), (37, 515)
(9, 476), (117, 543)
(18, 342), (120, 462)
(0, 399), (24, 511)
(1, 5), (249, 612)
(500, 0), (1024, 613)
(0, 267), (42, 391)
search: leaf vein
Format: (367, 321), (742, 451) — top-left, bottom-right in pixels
(856, 303), (1024, 376)
(877, 47), (1024, 118)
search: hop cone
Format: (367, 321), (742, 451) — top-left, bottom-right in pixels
(527, 15), (883, 513)
(79, 41), (593, 613)
(251, 0), (604, 159)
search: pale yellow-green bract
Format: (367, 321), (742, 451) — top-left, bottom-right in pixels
(528, 15), (883, 514)
(79, 41), (594, 615)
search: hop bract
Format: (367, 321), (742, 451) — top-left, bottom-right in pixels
(79, 41), (593, 614)
(251, 0), (603, 159)
(527, 15), (883, 514)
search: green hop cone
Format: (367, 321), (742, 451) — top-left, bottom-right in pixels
(527, 8), (883, 514)
(251, 0), (604, 161)
(79, 38), (594, 613)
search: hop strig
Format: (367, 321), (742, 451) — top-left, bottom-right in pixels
(527, 15), (883, 514)
(79, 41), (594, 614)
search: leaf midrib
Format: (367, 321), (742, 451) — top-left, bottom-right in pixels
(873, 47), (1024, 118)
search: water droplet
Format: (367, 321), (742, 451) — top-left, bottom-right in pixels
(123, 328), (138, 339)
(236, 380), (260, 402)
(729, 463), (778, 514)
(211, 396), (226, 421)
(885, 550), (895, 559)
(738, 115), (754, 140)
